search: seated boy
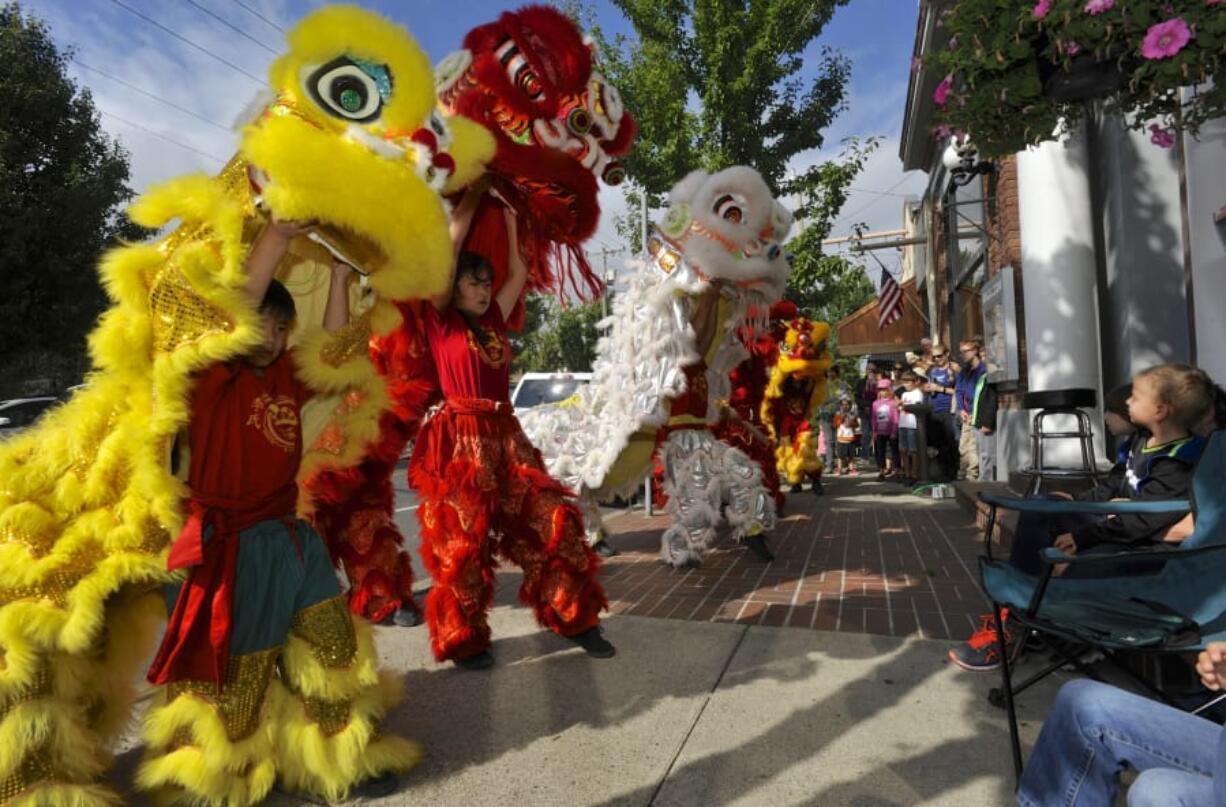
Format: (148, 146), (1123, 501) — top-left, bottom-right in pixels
(950, 365), (1215, 672)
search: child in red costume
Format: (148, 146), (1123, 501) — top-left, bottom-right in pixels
(410, 197), (612, 669)
(143, 218), (413, 803)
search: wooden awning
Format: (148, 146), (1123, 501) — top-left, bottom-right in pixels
(835, 278), (926, 356)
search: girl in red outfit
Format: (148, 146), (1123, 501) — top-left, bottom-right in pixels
(410, 195), (612, 669)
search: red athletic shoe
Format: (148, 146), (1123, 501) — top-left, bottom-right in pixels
(949, 610), (1015, 672)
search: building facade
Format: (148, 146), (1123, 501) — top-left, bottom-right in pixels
(900, 0), (1226, 478)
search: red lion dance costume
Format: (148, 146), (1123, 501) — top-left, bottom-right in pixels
(305, 5), (635, 631)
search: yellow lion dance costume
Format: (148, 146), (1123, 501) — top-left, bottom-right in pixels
(0, 6), (492, 805)
(762, 318), (834, 490)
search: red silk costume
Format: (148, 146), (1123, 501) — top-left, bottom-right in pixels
(410, 304), (605, 661)
(305, 5), (636, 622)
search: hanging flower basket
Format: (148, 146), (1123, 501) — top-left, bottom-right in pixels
(926, 0), (1226, 157)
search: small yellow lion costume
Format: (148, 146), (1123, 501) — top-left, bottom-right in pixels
(762, 318), (834, 487)
(0, 6), (492, 806)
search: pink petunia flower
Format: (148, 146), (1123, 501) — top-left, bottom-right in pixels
(1208, 0), (1225, 6)
(911, 56), (922, 73)
(1084, 0), (1115, 13)
(1149, 123), (1175, 148)
(1065, 41), (1083, 56)
(934, 74), (953, 108)
(1141, 18), (1193, 60)
(1033, 0), (1052, 19)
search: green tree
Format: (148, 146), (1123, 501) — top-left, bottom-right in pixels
(0, 2), (144, 393)
(512, 296), (605, 374)
(579, 0), (876, 327)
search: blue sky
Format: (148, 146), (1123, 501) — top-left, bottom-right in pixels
(28, 0), (925, 273)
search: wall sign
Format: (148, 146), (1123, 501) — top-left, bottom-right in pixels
(982, 264), (1020, 383)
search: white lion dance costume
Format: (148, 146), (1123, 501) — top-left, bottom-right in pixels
(0, 6), (492, 805)
(520, 166), (793, 567)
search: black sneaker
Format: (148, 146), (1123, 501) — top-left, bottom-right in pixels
(453, 650), (495, 670)
(594, 541), (619, 558)
(811, 479), (824, 495)
(569, 626), (616, 658)
(744, 534), (774, 562)
(948, 611), (1015, 672)
(352, 772), (400, 799)
(789, 483), (803, 493)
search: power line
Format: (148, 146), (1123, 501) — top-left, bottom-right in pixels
(109, 0), (269, 87)
(100, 107), (228, 164)
(229, 0), (283, 33)
(73, 58), (232, 133)
(837, 174), (911, 224)
(181, 0), (278, 55)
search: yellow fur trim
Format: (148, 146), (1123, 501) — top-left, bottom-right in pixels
(270, 676), (419, 804)
(443, 115), (497, 192)
(136, 694), (277, 807)
(278, 615), (379, 702)
(8, 783), (117, 807)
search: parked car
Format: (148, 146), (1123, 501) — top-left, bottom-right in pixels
(511, 372), (592, 413)
(0, 396), (58, 438)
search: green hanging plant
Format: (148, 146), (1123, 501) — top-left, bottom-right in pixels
(925, 0), (1226, 156)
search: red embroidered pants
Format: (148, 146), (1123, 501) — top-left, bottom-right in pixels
(409, 399), (607, 661)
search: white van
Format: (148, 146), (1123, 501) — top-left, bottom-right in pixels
(510, 372), (592, 413)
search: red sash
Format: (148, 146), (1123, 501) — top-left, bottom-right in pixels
(147, 486), (298, 692)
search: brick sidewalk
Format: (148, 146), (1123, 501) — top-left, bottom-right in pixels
(601, 475), (992, 642)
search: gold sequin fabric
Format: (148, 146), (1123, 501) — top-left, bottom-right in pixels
(300, 695), (352, 737)
(166, 648), (279, 742)
(289, 597), (357, 669)
(149, 266), (235, 354)
(0, 744), (53, 803)
(320, 310), (373, 368)
(0, 547), (105, 608)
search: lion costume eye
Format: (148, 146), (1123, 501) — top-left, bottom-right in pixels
(714, 194), (744, 224)
(306, 57), (389, 123)
(496, 38), (546, 103)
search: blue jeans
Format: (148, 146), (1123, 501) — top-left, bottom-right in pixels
(1017, 680), (1223, 806)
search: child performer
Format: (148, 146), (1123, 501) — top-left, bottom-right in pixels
(410, 193), (612, 670)
(142, 218), (416, 804)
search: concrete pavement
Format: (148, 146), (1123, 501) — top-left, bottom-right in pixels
(109, 473), (1067, 806)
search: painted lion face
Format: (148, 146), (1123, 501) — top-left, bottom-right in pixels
(239, 5), (494, 301)
(776, 318), (834, 379)
(434, 5), (636, 244)
(650, 166), (794, 298)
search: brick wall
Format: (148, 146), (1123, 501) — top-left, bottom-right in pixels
(983, 156), (1028, 409)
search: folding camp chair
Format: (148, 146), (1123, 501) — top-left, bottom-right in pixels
(974, 429), (1226, 782)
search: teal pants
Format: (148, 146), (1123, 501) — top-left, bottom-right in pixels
(164, 518), (342, 655)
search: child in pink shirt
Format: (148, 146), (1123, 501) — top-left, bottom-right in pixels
(871, 378), (900, 480)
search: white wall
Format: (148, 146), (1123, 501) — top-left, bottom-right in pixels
(1013, 131), (1107, 471)
(1183, 113), (1226, 387)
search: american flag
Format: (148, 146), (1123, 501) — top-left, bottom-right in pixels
(877, 270), (904, 329)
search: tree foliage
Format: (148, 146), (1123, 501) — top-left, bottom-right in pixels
(512, 295), (606, 374)
(578, 0), (877, 327)
(0, 2), (144, 392)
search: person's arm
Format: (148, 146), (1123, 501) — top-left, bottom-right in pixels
(1069, 458), (1195, 550)
(244, 216), (310, 308)
(323, 261), (353, 333)
(495, 206), (529, 322)
(429, 183), (487, 313)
